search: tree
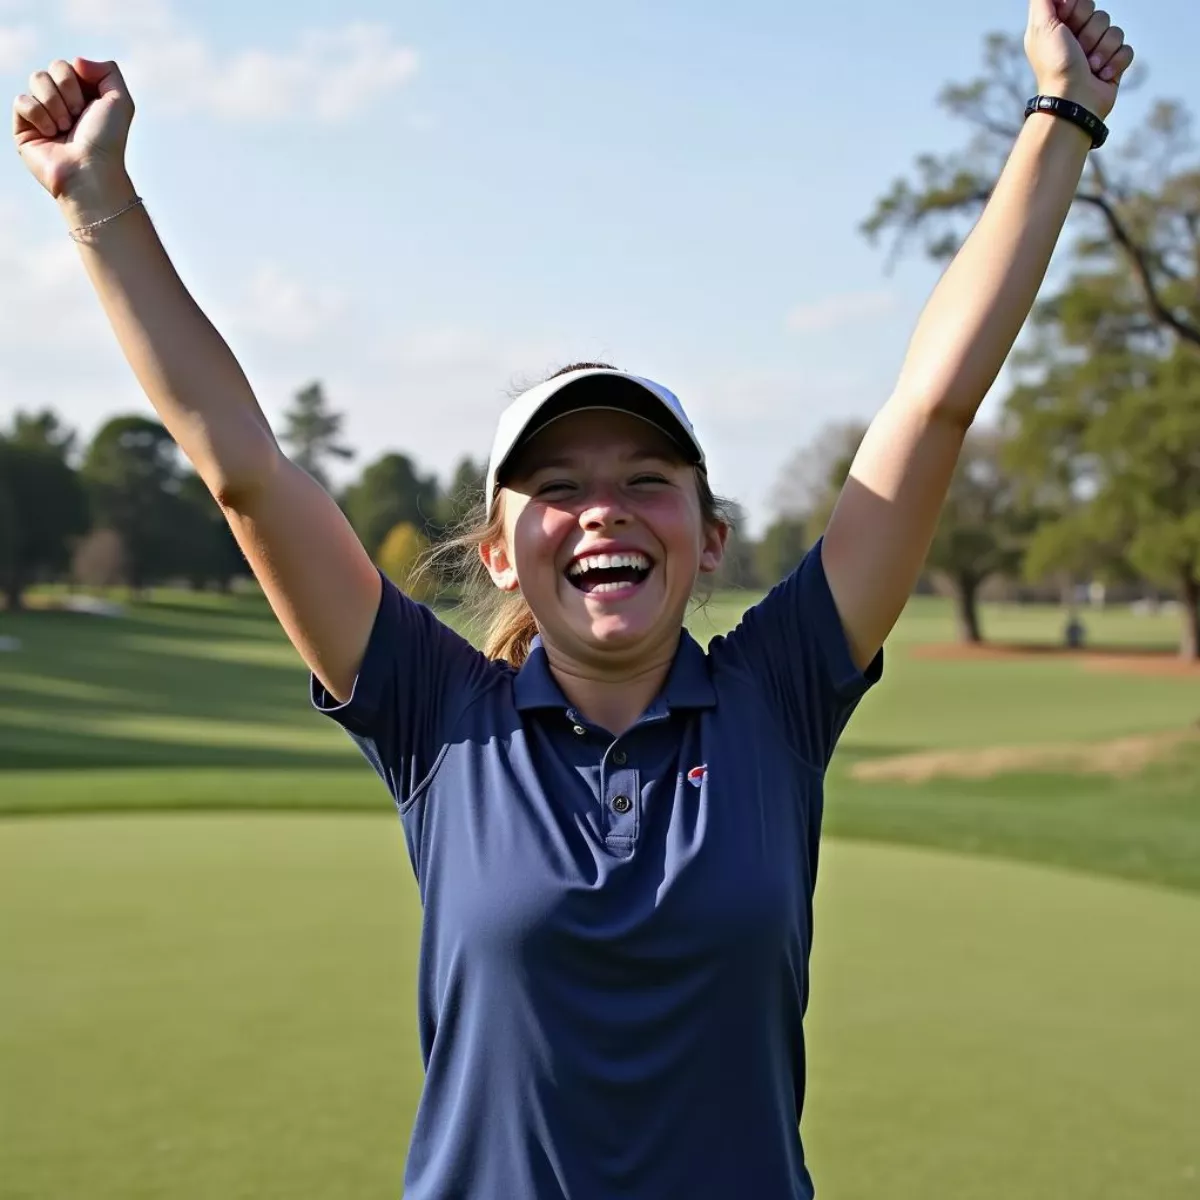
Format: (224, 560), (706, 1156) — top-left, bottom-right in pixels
(175, 472), (246, 591)
(341, 452), (440, 557)
(758, 420), (866, 588)
(377, 521), (436, 603)
(862, 35), (1200, 648)
(1005, 277), (1200, 657)
(9, 409), (77, 460)
(755, 516), (810, 588)
(432, 455), (487, 537)
(861, 36), (1200, 354)
(1020, 512), (1130, 604)
(280, 381), (354, 490)
(926, 428), (1032, 644)
(72, 527), (127, 589)
(757, 420), (865, 590)
(709, 501), (760, 591)
(768, 420), (866, 532)
(0, 427), (89, 610)
(0, 477), (17, 602)
(81, 415), (186, 593)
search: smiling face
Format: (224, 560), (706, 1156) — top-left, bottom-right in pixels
(481, 408), (727, 667)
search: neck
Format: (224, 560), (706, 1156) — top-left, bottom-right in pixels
(543, 636), (680, 736)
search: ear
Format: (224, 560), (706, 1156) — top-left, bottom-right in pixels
(698, 519), (730, 576)
(480, 537), (521, 593)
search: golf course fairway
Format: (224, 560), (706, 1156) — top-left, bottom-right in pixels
(2, 815), (1196, 1200)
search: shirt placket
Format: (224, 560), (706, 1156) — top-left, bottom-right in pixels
(566, 707), (643, 852)
(601, 744), (639, 850)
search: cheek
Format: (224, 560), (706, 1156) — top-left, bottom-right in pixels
(650, 497), (705, 555)
(511, 506), (576, 572)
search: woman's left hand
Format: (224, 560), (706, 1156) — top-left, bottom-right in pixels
(1025, 0), (1134, 120)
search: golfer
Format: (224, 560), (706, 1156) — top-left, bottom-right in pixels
(13, 1), (1133, 1195)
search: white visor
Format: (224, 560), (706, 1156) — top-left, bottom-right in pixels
(485, 367), (705, 502)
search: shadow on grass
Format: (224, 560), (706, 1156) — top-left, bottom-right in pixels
(0, 739), (357, 771)
(0, 766), (386, 816)
(0, 604), (356, 771)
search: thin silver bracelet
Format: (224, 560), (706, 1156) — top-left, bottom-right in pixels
(68, 195), (145, 243)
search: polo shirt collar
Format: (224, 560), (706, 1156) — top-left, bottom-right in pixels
(513, 631), (717, 714)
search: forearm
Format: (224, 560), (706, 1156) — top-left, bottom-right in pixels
(59, 170), (280, 501)
(892, 113), (1091, 425)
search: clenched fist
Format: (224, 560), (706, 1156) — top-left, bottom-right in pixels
(1026, 0), (1134, 120)
(12, 57), (134, 200)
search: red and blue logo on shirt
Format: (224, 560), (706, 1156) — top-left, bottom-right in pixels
(686, 764), (707, 789)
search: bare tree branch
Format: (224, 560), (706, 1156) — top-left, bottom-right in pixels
(1073, 191), (1200, 346)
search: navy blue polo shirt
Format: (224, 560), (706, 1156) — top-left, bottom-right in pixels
(313, 541), (880, 1199)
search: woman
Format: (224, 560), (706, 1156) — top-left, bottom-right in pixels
(12, 1), (1133, 1195)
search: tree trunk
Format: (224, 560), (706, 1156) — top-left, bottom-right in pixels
(3, 575), (24, 612)
(1180, 572), (1200, 662)
(951, 575), (983, 644)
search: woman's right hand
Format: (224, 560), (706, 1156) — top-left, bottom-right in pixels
(12, 57), (134, 200)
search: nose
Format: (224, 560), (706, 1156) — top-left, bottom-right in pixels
(578, 482), (630, 530)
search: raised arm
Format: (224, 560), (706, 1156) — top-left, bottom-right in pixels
(13, 57), (380, 701)
(821, 0), (1134, 670)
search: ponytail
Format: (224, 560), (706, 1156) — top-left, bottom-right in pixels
(482, 594), (540, 667)
(421, 494), (542, 668)
(420, 360), (738, 669)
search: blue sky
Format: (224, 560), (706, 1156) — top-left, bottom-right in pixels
(2, 0), (1196, 533)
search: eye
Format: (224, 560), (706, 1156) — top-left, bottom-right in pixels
(630, 473), (669, 487)
(536, 479), (576, 497)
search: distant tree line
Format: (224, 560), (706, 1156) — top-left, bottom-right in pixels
(0, 382), (486, 615)
(1, 32), (1196, 658)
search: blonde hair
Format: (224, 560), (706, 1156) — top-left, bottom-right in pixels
(423, 361), (735, 668)
(426, 494), (539, 664)
(425, 468), (735, 669)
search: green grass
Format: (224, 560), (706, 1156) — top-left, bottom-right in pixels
(827, 744), (1200, 895)
(1, 816), (1197, 1200)
(2, 590), (1199, 1197)
(3, 587), (1197, 893)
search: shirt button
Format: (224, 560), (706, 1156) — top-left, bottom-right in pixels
(612, 750), (627, 766)
(611, 795), (632, 814)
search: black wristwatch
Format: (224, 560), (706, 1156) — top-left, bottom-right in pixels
(1024, 95), (1108, 149)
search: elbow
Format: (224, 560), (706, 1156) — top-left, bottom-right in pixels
(889, 387), (980, 437)
(207, 424), (283, 512)
(929, 401), (978, 437)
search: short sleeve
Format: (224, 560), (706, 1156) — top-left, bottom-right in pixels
(711, 538), (882, 770)
(310, 573), (500, 806)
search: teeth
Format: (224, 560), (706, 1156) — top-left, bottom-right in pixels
(567, 552), (651, 577)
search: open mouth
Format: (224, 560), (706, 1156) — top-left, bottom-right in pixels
(565, 551), (654, 595)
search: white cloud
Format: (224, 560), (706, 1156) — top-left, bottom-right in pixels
(0, 206), (107, 353)
(224, 263), (348, 344)
(60, 0), (418, 126)
(658, 364), (884, 535)
(61, 0), (166, 32)
(301, 325), (567, 481)
(61, 0), (169, 33)
(785, 289), (897, 334)
(0, 204), (147, 442)
(0, 23), (36, 71)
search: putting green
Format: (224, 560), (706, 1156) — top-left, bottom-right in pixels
(1, 817), (1197, 1199)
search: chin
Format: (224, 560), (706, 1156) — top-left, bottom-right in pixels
(582, 604), (683, 652)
